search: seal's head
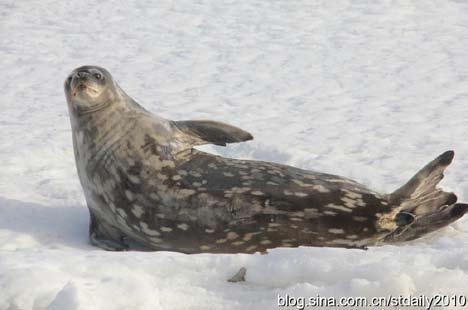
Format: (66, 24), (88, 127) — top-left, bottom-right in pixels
(64, 65), (116, 114)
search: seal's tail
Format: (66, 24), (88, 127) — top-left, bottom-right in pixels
(384, 151), (468, 242)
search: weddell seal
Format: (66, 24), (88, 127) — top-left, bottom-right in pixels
(64, 66), (468, 259)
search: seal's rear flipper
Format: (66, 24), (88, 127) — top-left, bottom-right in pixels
(388, 151), (457, 216)
(173, 120), (253, 147)
(385, 203), (468, 242)
(382, 151), (468, 242)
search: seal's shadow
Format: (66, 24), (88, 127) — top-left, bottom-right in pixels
(0, 197), (90, 249)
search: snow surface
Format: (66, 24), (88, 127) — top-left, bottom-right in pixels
(1, 0), (468, 309)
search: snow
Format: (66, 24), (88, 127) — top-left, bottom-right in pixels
(1, 0), (468, 309)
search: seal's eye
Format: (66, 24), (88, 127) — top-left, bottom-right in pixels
(94, 73), (102, 80)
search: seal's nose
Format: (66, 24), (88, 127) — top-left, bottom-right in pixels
(76, 71), (87, 78)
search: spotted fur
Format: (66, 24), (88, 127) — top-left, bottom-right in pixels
(65, 66), (468, 254)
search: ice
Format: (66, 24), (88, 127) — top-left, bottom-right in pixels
(1, 1), (468, 309)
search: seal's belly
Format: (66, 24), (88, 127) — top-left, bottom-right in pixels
(84, 150), (393, 253)
(100, 189), (384, 253)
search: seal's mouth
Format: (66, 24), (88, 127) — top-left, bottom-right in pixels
(72, 83), (99, 97)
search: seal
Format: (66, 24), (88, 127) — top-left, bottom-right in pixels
(64, 65), (468, 256)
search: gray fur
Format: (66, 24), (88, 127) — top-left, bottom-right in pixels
(64, 66), (468, 254)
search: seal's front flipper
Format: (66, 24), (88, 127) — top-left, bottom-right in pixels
(90, 231), (129, 251)
(227, 267), (247, 283)
(173, 120), (253, 147)
(89, 213), (128, 251)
